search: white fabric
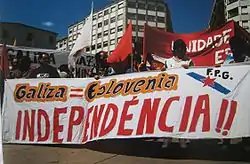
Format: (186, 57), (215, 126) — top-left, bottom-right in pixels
(165, 56), (191, 69)
(68, 2), (94, 68)
(2, 64), (250, 144)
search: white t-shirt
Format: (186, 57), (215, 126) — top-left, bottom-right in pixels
(165, 56), (192, 69)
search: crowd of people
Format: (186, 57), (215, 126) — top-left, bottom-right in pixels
(5, 36), (250, 151)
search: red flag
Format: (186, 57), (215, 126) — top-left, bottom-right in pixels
(0, 44), (9, 79)
(107, 21), (133, 73)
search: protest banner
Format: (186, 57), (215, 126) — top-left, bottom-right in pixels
(143, 21), (249, 67)
(0, 44), (69, 68)
(75, 53), (96, 78)
(2, 64), (250, 144)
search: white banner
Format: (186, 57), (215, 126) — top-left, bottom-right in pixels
(2, 64), (250, 144)
(75, 53), (96, 78)
(0, 44), (69, 68)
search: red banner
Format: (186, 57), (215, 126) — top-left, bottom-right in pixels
(143, 21), (236, 66)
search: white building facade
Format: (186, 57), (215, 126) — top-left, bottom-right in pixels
(65, 0), (172, 54)
(56, 36), (68, 51)
(225, 0), (250, 32)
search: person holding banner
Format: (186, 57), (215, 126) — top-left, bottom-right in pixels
(29, 53), (60, 78)
(94, 51), (115, 79)
(9, 56), (32, 79)
(161, 39), (192, 149)
(163, 39), (194, 70)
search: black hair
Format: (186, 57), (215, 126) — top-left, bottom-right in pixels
(19, 56), (31, 72)
(173, 39), (186, 51)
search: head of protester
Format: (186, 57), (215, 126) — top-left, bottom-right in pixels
(163, 39), (194, 70)
(29, 53), (60, 78)
(9, 56), (32, 79)
(38, 53), (51, 66)
(228, 36), (250, 63)
(94, 51), (115, 78)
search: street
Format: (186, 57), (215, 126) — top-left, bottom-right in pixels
(3, 139), (250, 164)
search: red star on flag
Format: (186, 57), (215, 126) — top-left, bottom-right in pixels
(202, 76), (216, 87)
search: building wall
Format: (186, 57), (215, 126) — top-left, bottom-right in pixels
(56, 37), (68, 51)
(0, 22), (57, 49)
(225, 0), (250, 32)
(210, 0), (250, 32)
(65, 0), (172, 54)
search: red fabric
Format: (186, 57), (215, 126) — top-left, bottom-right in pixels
(143, 21), (236, 66)
(107, 21), (133, 73)
(0, 44), (10, 79)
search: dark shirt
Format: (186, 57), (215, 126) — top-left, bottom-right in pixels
(29, 64), (60, 78)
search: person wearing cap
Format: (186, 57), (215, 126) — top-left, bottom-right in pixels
(29, 53), (60, 78)
(163, 39), (194, 70)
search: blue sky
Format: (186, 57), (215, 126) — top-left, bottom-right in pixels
(1, 0), (213, 37)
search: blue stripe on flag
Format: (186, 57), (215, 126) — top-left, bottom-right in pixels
(187, 72), (231, 95)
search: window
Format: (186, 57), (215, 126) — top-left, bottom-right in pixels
(117, 37), (122, 43)
(110, 39), (115, 45)
(97, 33), (102, 38)
(132, 36), (137, 42)
(98, 22), (102, 28)
(93, 15), (97, 20)
(111, 6), (116, 12)
(86, 47), (90, 52)
(228, 8), (239, 18)
(73, 26), (77, 31)
(103, 41), (108, 47)
(92, 34), (96, 39)
(69, 29), (73, 34)
(132, 25), (138, 31)
(104, 19), (109, 26)
(127, 2), (136, 8)
(242, 20), (249, 29)
(98, 12), (103, 18)
(127, 13), (136, 19)
(118, 3), (124, 9)
(110, 17), (116, 23)
(2, 29), (8, 38)
(93, 24), (97, 30)
(73, 35), (77, 40)
(139, 26), (144, 32)
(104, 30), (109, 36)
(147, 15), (156, 21)
(138, 3), (146, 9)
(91, 45), (96, 50)
(117, 14), (123, 20)
(104, 9), (109, 15)
(137, 14), (145, 20)
(110, 28), (116, 34)
(49, 36), (54, 44)
(242, 6), (248, 15)
(27, 33), (33, 41)
(69, 36), (72, 41)
(157, 5), (165, 12)
(78, 23), (83, 29)
(157, 16), (165, 23)
(117, 25), (123, 32)
(147, 4), (155, 10)
(228, 0), (238, 4)
(97, 43), (102, 49)
(158, 27), (165, 31)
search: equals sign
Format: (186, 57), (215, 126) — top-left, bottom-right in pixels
(69, 88), (84, 98)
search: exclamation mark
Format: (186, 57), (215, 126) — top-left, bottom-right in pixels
(222, 101), (237, 136)
(216, 100), (238, 136)
(216, 99), (228, 133)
